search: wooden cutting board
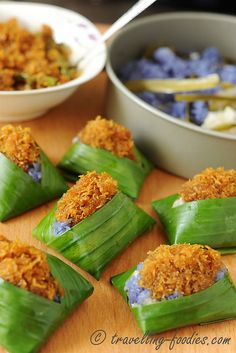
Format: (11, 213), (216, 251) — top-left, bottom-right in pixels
(0, 25), (235, 353)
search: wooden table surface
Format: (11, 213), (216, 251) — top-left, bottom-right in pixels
(1, 25), (236, 353)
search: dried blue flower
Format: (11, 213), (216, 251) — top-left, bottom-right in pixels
(27, 162), (42, 182)
(54, 219), (72, 236)
(190, 101), (208, 125)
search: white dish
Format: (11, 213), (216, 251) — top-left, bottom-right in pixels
(0, 1), (106, 122)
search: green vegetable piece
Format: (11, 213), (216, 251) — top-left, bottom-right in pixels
(43, 75), (58, 87)
(13, 73), (27, 85)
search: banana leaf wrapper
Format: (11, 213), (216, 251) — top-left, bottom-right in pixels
(152, 194), (236, 254)
(0, 151), (68, 221)
(0, 253), (93, 353)
(33, 192), (156, 279)
(111, 266), (236, 334)
(58, 142), (153, 198)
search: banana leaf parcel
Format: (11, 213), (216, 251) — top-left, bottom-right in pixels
(33, 192), (155, 279)
(58, 142), (153, 199)
(0, 150), (68, 221)
(111, 261), (236, 334)
(0, 253), (93, 353)
(152, 194), (236, 254)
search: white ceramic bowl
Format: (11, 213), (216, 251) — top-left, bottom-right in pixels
(0, 1), (106, 122)
(106, 12), (236, 179)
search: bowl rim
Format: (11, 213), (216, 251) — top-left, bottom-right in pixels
(0, 1), (106, 96)
(106, 11), (236, 142)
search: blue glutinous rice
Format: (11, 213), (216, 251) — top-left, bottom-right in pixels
(119, 46), (232, 84)
(125, 264), (227, 307)
(200, 87), (221, 95)
(54, 219), (72, 236)
(153, 47), (190, 78)
(201, 47), (221, 63)
(118, 59), (167, 81)
(136, 91), (174, 110)
(218, 65), (236, 85)
(215, 268), (227, 282)
(170, 58), (190, 78)
(118, 60), (136, 81)
(125, 263), (181, 306)
(118, 46), (236, 126)
(53, 293), (61, 303)
(153, 47), (176, 72)
(134, 59), (167, 79)
(136, 91), (163, 108)
(170, 101), (187, 119)
(165, 291), (181, 300)
(188, 59), (215, 77)
(124, 263), (154, 306)
(190, 101), (209, 125)
(27, 162), (42, 182)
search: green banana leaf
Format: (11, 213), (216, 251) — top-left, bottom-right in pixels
(0, 253), (93, 353)
(152, 194), (236, 253)
(33, 192), (155, 279)
(111, 266), (236, 334)
(0, 151), (68, 221)
(58, 142), (153, 199)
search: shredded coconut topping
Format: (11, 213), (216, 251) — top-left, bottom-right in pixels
(0, 235), (63, 301)
(139, 244), (222, 300)
(56, 171), (118, 226)
(0, 125), (40, 171)
(78, 116), (136, 160)
(180, 167), (236, 202)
